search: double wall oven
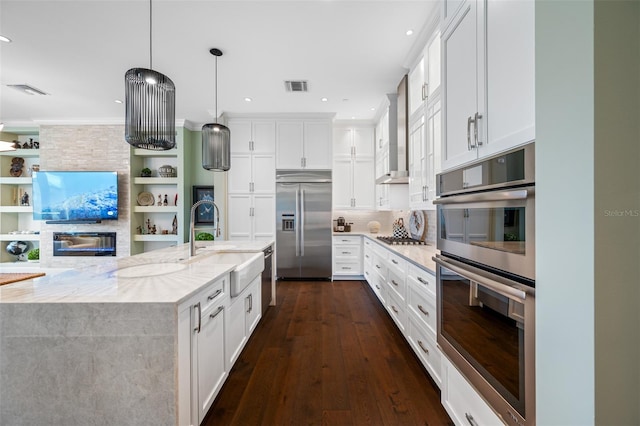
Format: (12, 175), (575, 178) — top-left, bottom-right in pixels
(433, 143), (535, 426)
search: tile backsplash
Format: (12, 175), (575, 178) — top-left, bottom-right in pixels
(332, 209), (436, 243)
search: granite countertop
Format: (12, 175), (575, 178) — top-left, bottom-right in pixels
(0, 240), (273, 305)
(334, 232), (438, 273)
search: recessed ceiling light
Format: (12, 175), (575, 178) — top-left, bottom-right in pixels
(0, 35), (11, 43)
(114, 99), (123, 104)
(406, 29), (414, 36)
(321, 97), (328, 102)
(244, 97), (252, 102)
(370, 107), (375, 111)
(351, 116), (356, 120)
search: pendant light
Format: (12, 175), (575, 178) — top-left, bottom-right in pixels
(202, 48), (231, 171)
(124, 0), (175, 150)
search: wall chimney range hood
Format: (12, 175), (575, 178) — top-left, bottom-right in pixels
(375, 75), (409, 184)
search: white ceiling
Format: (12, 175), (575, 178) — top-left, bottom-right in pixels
(0, 0), (438, 129)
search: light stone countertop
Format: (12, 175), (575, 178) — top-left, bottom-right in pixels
(333, 232), (438, 273)
(0, 240), (273, 304)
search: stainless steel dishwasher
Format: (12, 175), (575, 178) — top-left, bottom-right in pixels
(261, 245), (274, 314)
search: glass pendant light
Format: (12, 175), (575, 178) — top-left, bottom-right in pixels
(202, 48), (231, 171)
(124, 0), (175, 150)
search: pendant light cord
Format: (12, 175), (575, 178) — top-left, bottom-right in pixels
(149, 0), (153, 70)
(214, 55), (218, 123)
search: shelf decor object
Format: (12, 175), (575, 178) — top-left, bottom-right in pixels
(202, 48), (231, 171)
(124, 0), (175, 151)
(192, 186), (215, 225)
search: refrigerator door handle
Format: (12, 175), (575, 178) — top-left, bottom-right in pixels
(295, 188), (300, 257)
(300, 189), (305, 257)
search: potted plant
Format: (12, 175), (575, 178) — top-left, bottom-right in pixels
(140, 167), (152, 177)
(27, 248), (39, 262)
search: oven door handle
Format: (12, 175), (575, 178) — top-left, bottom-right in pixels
(432, 187), (534, 205)
(433, 255), (528, 302)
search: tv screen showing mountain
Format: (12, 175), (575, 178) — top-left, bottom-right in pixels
(32, 171), (118, 221)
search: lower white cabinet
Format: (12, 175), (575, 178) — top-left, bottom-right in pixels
(228, 194), (275, 241)
(226, 275), (262, 368)
(332, 235), (363, 279)
(441, 355), (503, 426)
(407, 314), (442, 387)
(178, 274), (229, 426)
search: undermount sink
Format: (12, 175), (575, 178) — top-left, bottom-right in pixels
(207, 252), (264, 297)
(113, 263), (187, 278)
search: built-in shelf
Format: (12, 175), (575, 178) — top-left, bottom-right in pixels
(133, 177), (179, 185)
(0, 206), (33, 213)
(0, 233), (40, 241)
(0, 177), (32, 185)
(133, 206), (179, 213)
(133, 149), (178, 157)
(0, 150), (40, 158)
(133, 234), (179, 242)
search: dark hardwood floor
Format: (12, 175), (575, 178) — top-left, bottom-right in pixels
(203, 280), (453, 426)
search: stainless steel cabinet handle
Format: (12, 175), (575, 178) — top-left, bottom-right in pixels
(467, 115), (477, 150)
(341, 251), (350, 255)
(391, 279), (399, 287)
(247, 294), (252, 313)
(418, 305), (429, 316)
(417, 277), (429, 285)
(474, 112), (483, 146)
(375, 285), (381, 290)
(375, 264), (381, 269)
(343, 267), (352, 270)
(391, 259), (398, 265)
(418, 340), (429, 354)
(295, 189), (300, 257)
(193, 302), (201, 333)
(209, 305), (224, 319)
(391, 305), (398, 313)
(465, 413), (478, 426)
(301, 157), (304, 167)
(365, 255), (370, 259)
(207, 289), (222, 300)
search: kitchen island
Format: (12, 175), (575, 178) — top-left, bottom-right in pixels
(0, 240), (272, 426)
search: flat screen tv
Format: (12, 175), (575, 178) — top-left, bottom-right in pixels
(32, 171), (118, 223)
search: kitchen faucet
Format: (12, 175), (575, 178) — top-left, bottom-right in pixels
(190, 199), (220, 256)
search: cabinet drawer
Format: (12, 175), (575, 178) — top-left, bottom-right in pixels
(334, 245), (361, 258)
(387, 252), (408, 275)
(200, 276), (227, 313)
(407, 315), (441, 387)
(407, 284), (436, 335)
(333, 235), (361, 245)
(442, 356), (503, 426)
(371, 252), (387, 279)
(386, 290), (406, 333)
(333, 260), (362, 275)
(363, 245), (373, 266)
(408, 263), (436, 298)
(387, 265), (406, 301)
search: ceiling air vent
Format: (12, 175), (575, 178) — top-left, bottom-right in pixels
(284, 80), (308, 92)
(7, 84), (49, 96)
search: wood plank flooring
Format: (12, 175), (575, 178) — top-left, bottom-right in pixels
(203, 280), (453, 426)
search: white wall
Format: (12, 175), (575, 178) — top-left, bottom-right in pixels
(536, 1), (595, 424)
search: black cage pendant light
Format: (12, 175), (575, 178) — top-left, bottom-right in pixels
(202, 48), (231, 171)
(124, 0), (175, 150)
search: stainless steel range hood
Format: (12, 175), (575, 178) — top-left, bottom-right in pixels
(376, 74), (409, 184)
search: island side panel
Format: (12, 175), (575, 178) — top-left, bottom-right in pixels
(0, 302), (177, 426)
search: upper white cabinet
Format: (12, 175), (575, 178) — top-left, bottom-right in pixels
(332, 125), (375, 210)
(442, 0), (535, 171)
(227, 118), (276, 242)
(276, 119), (332, 170)
(409, 32), (441, 119)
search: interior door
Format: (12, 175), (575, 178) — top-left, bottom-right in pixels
(299, 182), (332, 278)
(276, 182), (300, 278)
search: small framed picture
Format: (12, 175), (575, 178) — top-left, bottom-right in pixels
(192, 186), (215, 225)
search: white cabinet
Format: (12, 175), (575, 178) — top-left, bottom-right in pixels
(375, 183), (409, 211)
(227, 118), (276, 242)
(276, 120), (332, 170)
(225, 275), (262, 368)
(409, 31), (441, 119)
(441, 355), (503, 426)
(227, 194), (275, 241)
(442, 0), (535, 171)
(332, 235), (363, 279)
(179, 274), (229, 426)
(332, 126), (375, 210)
(0, 146), (40, 264)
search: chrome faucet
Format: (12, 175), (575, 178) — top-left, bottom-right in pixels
(190, 199), (221, 256)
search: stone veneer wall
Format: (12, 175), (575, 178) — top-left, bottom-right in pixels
(38, 125), (131, 268)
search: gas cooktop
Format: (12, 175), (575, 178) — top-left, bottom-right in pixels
(376, 236), (427, 246)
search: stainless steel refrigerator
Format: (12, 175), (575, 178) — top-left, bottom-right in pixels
(276, 170), (332, 279)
